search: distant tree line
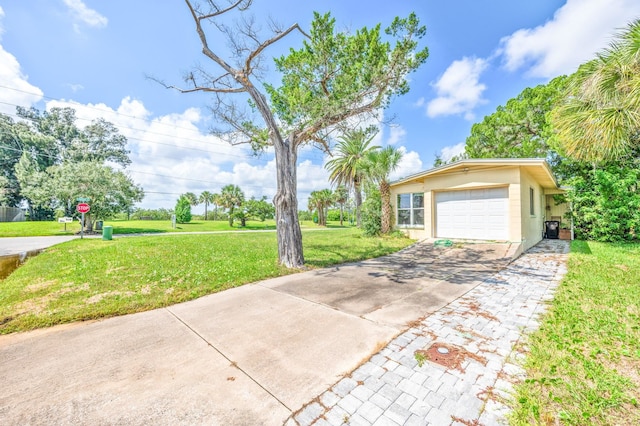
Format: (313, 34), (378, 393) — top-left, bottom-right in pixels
(174, 185), (275, 226)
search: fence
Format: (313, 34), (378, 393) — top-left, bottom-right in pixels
(0, 207), (26, 222)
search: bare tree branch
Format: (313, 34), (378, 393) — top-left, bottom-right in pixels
(244, 23), (310, 75)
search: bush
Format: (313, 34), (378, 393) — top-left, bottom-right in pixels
(298, 210), (313, 221)
(327, 209), (342, 221)
(568, 165), (640, 241)
(175, 197), (192, 224)
(361, 187), (382, 236)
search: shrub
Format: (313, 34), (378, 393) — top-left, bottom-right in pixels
(175, 197), (192, 224)
(568, 165), (640, 241)
(361, 186), (382, 236)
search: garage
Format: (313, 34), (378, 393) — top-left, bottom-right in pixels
(435, 187), (509, 240)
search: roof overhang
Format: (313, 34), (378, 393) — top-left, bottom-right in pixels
(391, 158), (560, 190)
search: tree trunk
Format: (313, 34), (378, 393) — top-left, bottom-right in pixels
(380, 181), (392, 234)
(339, 203), (344, 226)
(228, 207), (234, 227)
(354, 179), (363, 228)
(204, 203), (208, 220)
(273, 135), (304, 267)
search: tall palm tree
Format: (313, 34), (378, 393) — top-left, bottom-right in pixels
(333, 185), (349, 226)
(364, 146), (403, 234)
(211, 192), (221, 221)
(199, 191), (214, 220)
(219, 184), (245, 226)
(325, 128), (380, 227)
(552, 19), (640, 161)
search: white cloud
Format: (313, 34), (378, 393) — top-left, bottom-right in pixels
(426, 57), (488, 120)
(63, 0), (108, 31)
(387, 125), (406, 146)
(390, 146), (423, 181)
(438, 142), (466, 163)
(499, 0), (640, 78)
(45, 97), (286, 210)
(0, 11), (43, 115)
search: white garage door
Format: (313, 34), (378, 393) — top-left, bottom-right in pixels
(435, 187), (509, 240)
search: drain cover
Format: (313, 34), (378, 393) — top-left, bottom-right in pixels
(415, 343), (487, 371)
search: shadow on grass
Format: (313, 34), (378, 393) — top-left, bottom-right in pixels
(571, 240), (592, 255)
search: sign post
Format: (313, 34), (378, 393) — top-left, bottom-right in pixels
(76, 202), (91, 239)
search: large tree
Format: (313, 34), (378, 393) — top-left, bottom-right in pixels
(451, 76), (568, 164)
(363, 146), (403, 234)
(168, 1), (428, 267)
(552, 19), (640, 161)
(325, 128), (380, 227)
(16, 158), (143, 230)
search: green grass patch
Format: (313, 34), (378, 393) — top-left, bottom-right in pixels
(509, 240), (640, 425)
(0, 219), (351, 237)
(0, 228), (412, 334)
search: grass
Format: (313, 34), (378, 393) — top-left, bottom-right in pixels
(0, 219), (350, 237)
(0, 228), (413, 334)
(509, 240), (640, 425)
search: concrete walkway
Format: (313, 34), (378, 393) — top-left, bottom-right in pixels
(0, 240), (516, 425)
(289, 239), (569, 426)
(0, 236), (76, 256)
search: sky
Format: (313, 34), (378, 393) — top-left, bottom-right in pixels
(1, 0), (639, 212)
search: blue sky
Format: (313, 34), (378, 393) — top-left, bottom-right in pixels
(1, 0), (638, 211)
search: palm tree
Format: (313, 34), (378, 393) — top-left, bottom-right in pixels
(183, 192), (199, 207)
(333, 185), (349, 226)
(219, 184), (245, 226)
(199, 191), (214, 220)
(308, 189), (333, 226)
(552, 19), (640, 161)
(211, 192), (221, 221)
(364, 146), (403, 234)
(325, 128), (380, 227)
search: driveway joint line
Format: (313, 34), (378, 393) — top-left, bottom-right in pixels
(164, 307), (293, 413)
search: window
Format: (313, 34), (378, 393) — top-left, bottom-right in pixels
(529, 187), (535, 216)
(397, 193), (424, 227)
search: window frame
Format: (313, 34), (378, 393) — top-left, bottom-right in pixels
(397, 192), (425, 228)
(529, 187), (535, 216)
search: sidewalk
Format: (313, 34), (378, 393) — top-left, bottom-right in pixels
(289, 239), (570, 426)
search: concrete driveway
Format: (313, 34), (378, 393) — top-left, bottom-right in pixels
(0, 241), (514, 425)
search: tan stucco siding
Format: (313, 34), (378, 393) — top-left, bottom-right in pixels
(426, 167), (521, 243)
(519, 168), (544, 251)
(391, 167), (524, 241)
(390, 182), (428, 239)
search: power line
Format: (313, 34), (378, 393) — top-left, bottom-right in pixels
(0, 86), (330, 163)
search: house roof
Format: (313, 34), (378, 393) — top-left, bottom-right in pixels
(391, 158), (560, 189)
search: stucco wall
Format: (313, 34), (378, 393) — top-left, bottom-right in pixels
(519, 167), (545, 251)
(391, 167), (524, 242)
(390, 181), (427, 239)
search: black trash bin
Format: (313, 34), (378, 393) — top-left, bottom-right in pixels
(545, 220), (560, 239)
(95, 220), (103, 231)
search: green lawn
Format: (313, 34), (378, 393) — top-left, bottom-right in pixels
(509, 240), (640, 425)
(0, 228), (412, 334)
(0, 219), (349, 237)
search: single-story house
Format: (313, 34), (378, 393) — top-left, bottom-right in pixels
(390, 158), (570, 256)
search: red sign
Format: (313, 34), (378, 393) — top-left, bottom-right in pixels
(76, 203), (90, 214)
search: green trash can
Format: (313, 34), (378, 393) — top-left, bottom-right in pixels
(102, 225), (113, 241)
